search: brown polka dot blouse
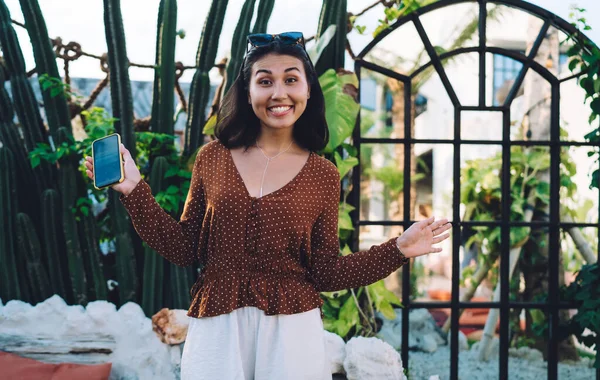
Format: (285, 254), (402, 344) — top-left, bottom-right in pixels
(120, 139), (409, 318)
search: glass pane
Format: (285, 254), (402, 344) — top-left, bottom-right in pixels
(487, 53), (524, 107)
(509, 145), (553, 222)
(443, 52), (480, 107)
(460, 144), (503, 221)
(509, 68), (552, 141)
(402, 308), (451, 379)
(487, 4), (544, 50)
(412, 69), (454, 140)
(359, 144), (405, 223)
(560, 146), (599, 224)
(363, 20), (428, 76)
(560, 228), (598, 289)
(510, 227), (549, 303)
(560, 75), (594, 142)
(556, 310), (597, 377)
(419, 2), (480, 52)
(461, 111), (503, 141)
(557, 29), (584, 79)
(359, 67), (406, 139)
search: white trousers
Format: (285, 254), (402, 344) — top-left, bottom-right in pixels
(180, 306), (332, 380)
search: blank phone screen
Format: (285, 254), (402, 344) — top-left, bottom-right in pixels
(93, 135), (121, 188)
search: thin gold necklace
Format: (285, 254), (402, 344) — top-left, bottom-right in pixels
(255, 140), (294, 198)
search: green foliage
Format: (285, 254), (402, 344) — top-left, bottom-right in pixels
(565, 6), (600, 189)
(319, 69), (360, 153)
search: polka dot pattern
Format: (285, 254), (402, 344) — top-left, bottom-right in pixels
(120, 139), (409, 318)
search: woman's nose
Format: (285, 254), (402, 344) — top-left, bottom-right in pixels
(271, 83), (287, 99)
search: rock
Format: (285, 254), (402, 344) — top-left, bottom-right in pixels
(428, 376), (441, 380)
(151, 308), (190, 344)
(324, 330), (346, 374)
(376, 308), (446, 352)
(343, 336), (405, 380)
(447, 330), (469, 352)
(509, 346), (543, 362)
(420, 334), (438, 353)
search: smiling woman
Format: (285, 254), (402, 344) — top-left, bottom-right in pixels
(84, 31), (451, 380)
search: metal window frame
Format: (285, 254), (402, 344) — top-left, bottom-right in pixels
(351, 1), (600, 379)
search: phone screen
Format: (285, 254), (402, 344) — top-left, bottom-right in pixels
(93, 134), (122, 188)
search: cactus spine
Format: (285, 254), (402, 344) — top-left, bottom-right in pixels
(0, 147), (21, 301)
(18, 0), (72, 139)
(315, 0), (347, 76)
(16, 212), (53, 304)
(184, 0), (229, 157)
(151, 0), (177, 136)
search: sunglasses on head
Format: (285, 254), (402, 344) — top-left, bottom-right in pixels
(246, 32), (305, 52)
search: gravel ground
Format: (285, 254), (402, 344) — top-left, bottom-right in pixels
(406, 345), (595, 380)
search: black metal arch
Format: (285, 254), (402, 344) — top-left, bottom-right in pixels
(351, 1), (600, 380)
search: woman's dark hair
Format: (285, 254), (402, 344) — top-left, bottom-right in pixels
(214, 40), (329, 152)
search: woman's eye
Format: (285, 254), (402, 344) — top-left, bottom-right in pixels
(286, 78), (298, 83)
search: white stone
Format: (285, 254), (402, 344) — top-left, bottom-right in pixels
(447, 330), (469, 352)
(420, 334), (438, 353)
(324, 330), (346, 374)
(343, 336), (405, 380)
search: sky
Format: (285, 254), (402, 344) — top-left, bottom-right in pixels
(4, 0), (600, 83)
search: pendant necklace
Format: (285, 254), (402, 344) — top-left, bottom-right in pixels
(255, 140), (293, 198)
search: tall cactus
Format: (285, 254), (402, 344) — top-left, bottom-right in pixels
(0, 147), (21, 302)
(224, 0), (256, 94)
(141, 157), (169, 315)
(183, 0), (229, 157)
(104, 0), (139, 305)
(315, 0), (347, 76)
(103, 0), (136, 158)
(80, 211), (107, 301)
(40, 188), (69, 299)
(16, 212), (53, 304)
(251, 0), (275, 34)
(0, 0), (54, 189)
(19, 0), (72, 139)
(150, 0), (177, 136)
(57, 127), (88, 305)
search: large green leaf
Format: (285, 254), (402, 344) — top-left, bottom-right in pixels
(319, 69), (360, 153)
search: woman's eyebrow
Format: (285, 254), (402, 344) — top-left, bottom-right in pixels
(255, 67), (301, 76)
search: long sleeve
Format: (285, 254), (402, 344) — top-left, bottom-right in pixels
(308, 167), (409, 292)
(119, 150), (207, 267)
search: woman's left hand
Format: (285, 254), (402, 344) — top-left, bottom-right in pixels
(396, 217), (452, 258)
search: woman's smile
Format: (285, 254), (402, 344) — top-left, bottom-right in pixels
(268, 105), (294, 117)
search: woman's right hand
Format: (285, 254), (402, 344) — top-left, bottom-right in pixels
(84, 143), (142, 196)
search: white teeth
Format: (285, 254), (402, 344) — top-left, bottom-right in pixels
(269, 106), (292, 113)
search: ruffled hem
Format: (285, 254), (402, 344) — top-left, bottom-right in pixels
(186, 272), (323, 318)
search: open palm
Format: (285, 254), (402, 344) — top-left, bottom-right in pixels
(396, 217), (452, 258)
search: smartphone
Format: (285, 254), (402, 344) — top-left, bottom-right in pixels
(92, 133), (125, 190)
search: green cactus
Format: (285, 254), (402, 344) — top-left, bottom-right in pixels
(0, 0), (54, 189)
(19, 0), (72, 139)
(40, 189), (69, 299)
(150, 0), (177, 136)
(184, 0), (229, 157)
(251, 0), (275, 34)
(224, 0), (256, 94)
(0, 147), (21, 302)
(315, 0), (347, 76)
(16, 212), (53, 304)
(115, 232), (137, 304)
(57, 127), (87, 305)
(149, 0), (165, 136)
(141, 156), (169, 315)
(103, 0), (136, 159)
(80, 211), (107, 301)
(169, 265), (190, 310)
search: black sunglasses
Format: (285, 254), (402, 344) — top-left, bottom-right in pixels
(246, 32), (305, 52)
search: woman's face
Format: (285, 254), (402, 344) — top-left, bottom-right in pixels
(248, 53), (310, 132)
